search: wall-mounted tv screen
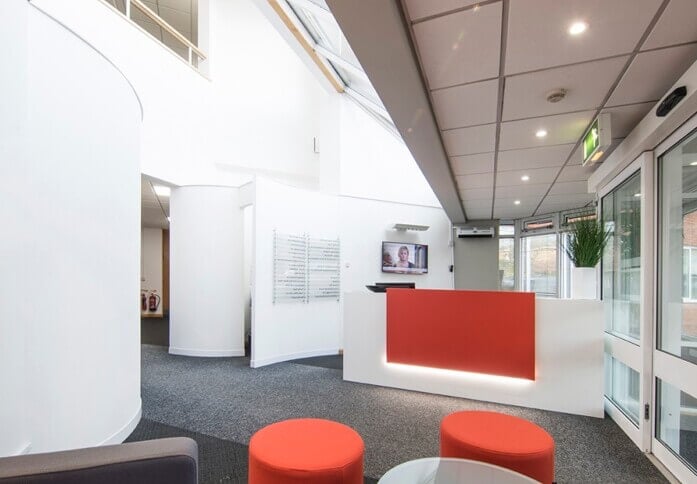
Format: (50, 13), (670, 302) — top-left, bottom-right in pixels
(382, 241), (428, 274)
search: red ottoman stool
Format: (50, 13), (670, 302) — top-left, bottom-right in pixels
(440, 411), (554, 484)
(249, 418), (364, 484)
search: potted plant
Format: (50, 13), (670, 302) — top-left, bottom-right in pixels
(563, 217), (610, 299)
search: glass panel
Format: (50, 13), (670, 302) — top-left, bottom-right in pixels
(521, 234), (557, 296)
(659, 129), (697, 365)
(657, 379), (697, 475)
(605, 356), (640, 426)
(498, 238), (514, 291)
(499, 224), (514, 236)
(602, 172), (641, 341)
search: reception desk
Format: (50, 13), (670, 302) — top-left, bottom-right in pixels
(343, 289), (604, 417)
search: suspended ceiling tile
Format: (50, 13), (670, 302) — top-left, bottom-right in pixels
(497, 144), (574, 171)
(462, 198), (493, 212)
(456, 172), (494, 189)
(503, 56), (628, 121)
(465, 208), (494, 220)
(600, 102), (655, 138)
(413, 2), (502, 89)
(459, 187), (493, 201)
(495, 196), (541, 208)
(404, 0), (481, 22)
(432, 79), (499, 129)
(496, 166), (559, 186)
(548, 180), (589, 195)
(451, 153), (495, 175)
(493, 201), (538, 219)
(643, 0), (697, 50)
(496, 183), (551, 198)
(557, 164), (597, 182)
(499, 110), (595, 151)
(505, 0), (661, 75)
(442, 124), (496, 156)
(607, 44), (697, 107)
(159, 0), (192, 13)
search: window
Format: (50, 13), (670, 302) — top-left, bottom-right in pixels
(498, 238), (515, 291)
(659, 128), (697, 364)
(657, 379), (697, 473)
(521, 234), (558, 296)
(604, 355), (640, 426)
(602, 172), (641, 341)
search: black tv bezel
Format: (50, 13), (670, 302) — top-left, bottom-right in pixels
(381, 241), (429, 274)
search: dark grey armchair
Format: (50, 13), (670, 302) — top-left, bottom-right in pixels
(0, 437), (198, 484)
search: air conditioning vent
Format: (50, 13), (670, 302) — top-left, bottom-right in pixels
(455, 227), (495, 238)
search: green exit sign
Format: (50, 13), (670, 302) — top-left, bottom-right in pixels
(583, 119), (600, 161)
(582, 113), (612, 166)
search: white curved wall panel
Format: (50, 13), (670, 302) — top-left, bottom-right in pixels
(169, 186), (245, 357)
(0, 0), (142, 455)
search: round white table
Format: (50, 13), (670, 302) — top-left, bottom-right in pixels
(377, 457), (539, 484)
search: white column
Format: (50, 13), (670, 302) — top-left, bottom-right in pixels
(169, 186), (245, 357)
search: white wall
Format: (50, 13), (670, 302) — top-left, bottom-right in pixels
(252, 178), (341, 367)
(141, 228), (163, 316)
(30, 0), (326, 189)
(0, 0), (30, 458)
(169, 186), (245, 357)
(339, 197), (453, 292)
(0, 0), (142, 455)
(338, 98), (441, 207)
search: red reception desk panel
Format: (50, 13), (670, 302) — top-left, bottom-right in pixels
(386, 289), (535, 380)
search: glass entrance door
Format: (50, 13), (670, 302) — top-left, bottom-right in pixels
(655, 125), (697, 481)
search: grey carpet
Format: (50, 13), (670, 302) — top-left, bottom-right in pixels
(290, 354), (343, 370)
(139, 344), (668, 483)
(141, 316), (169, 346)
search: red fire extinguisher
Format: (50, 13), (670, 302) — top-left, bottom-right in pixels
(148, 291), (161, 312)
(141, 292), (147, 312)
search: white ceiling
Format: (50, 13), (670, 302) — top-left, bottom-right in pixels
(398, 0), (697, 220)
(326, 0), (692, 222)
(141, 175), (172, 229)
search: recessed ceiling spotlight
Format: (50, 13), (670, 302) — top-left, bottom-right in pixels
(514, 200), (521, 205)
(536, 129), (548, 138)
(690, 161), (697, 166)
(568, 21), (588, 36)
(521, 175), (530, 182)
(153, 185), (171, 197)
(633, 193), (641, 198)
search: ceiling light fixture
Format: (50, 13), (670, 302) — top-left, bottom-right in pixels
(514, 200), (521, 205)
(154, 185), (171, 197)
(634, 193), (641, 198)
(521, 175), (530, 182)
(690, 161), (697, 166)
(568, 21), (588, 36)
(536, 129), (548, 138)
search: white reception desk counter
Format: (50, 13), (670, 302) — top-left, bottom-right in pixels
(343, 291), (604, 417)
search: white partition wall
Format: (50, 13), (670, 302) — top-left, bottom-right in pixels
(169, 186), (245, 357)
(0, 0), (142, 455)
(252, 178), (341, 367)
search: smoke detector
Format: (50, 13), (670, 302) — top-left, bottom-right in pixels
(546, 89), (567, 103)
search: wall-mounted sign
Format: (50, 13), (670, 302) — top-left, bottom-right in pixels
(582, 113), (612, 166)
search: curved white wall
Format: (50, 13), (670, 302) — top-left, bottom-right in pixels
(170, 186), (245, 356)
(0, 0), (142, 456)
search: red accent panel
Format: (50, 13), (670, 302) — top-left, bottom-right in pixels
(386, 289), (535, 380)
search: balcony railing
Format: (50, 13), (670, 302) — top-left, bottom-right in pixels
(107, 0), (206, 69)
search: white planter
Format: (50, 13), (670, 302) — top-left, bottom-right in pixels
(571, 267), (597, 299)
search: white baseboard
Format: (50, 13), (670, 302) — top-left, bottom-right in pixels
(251, 348), (340, 368)
(99, 400), (142, 446)
(169, 347), (245, 357)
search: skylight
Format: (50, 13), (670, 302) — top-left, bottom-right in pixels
(281, 0), (399, 137)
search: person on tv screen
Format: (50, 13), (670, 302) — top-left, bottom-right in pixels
(395, 246), (414, 269)
(382, 251), (395, 267)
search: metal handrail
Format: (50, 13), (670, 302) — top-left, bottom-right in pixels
(125, 0), (206, 65)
